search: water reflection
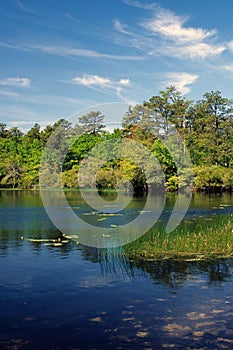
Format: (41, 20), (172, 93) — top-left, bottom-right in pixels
(1, 190), (233, 349)
(0, 223), (233, 286)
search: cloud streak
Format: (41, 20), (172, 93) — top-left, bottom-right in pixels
(0, 77), (31, 88)
(17, 0), (36, 14)
(222, 64), (233, 73)
(0, 42), (143, 61)
(123, 0), (157, 11)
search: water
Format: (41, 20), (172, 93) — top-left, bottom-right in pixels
(0, 190), (233, 349)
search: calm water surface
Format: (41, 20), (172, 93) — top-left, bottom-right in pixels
(0, 190), (233, 349)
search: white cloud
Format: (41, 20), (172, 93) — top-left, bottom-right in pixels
(142, 9), (226, 59)
(72, 74), (131, 89)
(119, 78), (131, 86)
(0, 77), (30, 88)
(165, 72), (198, 94)
(143, 10), (216, 43)
(73, 75), (111, 87)
(115, 5), (227, 60)
(184, 42), (225, 59)
(72, 74), (133, 103)
(156, 42), (225, 60)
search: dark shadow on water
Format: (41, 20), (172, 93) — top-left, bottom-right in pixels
(78, 245), (233, 287)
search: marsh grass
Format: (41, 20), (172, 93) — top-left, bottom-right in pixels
(124, 215), (233, 260)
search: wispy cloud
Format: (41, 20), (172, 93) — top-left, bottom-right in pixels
(72, 74), (134, 104)
(73, 75), (111, 87)
(1, 105), (39, 120)
(0, 41), (143, 61)
(0, 77), (31, 88)
(34, 44), (143, 61)
(123, 0), (157, 11)
(142, 8), (225, 59)
(157, 42), (225, 60)
(119, 78), (131, 86)
(143, 9), (215, 43)
(115, 5), (227, 60)
(17, 0), (36, 14)
(8, 121), (37, 126)
(113, 19), (133, 35)
(221, 64), (233, 73)
(73, 75), (131, 88)
(227, 41), (233, 52)
(0, 90), (20, 97)
(165, 72), (198, 94)
(7, 120), (55, 132)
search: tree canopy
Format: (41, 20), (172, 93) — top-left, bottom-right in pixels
(0, 87), (232, 192)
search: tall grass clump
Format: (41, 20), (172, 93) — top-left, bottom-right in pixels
(123, 215), (233, 260)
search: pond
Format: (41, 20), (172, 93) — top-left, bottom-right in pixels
(0, 190), (233, 349)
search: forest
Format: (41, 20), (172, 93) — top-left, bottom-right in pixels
(0, 86), (233, 192)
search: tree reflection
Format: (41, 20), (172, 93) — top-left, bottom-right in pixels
(80, 246), (134, 279)
(79, 245), (233, 286)
(0, 224), (233, 286)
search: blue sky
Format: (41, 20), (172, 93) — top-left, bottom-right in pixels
(1, 0), (233, 130)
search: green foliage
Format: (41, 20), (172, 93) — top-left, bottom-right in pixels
(194, 166), (233, 191)
(0, 87), (232, 191)
(64, 133), (102, 170)
(186, 91), (233, 166)
(96, 167), (120, 189)
(151, 138), (177, 180)
(62, 166), (79, 188)
(145, 85), (191, 136)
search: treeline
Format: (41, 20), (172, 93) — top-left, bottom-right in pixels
(0, 86), (233, 192)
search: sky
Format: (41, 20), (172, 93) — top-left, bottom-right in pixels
(0, 0), (233, 131)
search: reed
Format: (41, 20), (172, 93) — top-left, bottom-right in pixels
(123, 215), (233, 260)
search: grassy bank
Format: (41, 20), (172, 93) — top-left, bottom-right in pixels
(123, 215), (233, 260)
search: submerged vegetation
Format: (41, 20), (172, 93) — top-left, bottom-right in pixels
(0, 86), (233, 192)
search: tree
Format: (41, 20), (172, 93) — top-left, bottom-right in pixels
(78, 111), (105, 135)
(122, 104), (158, 147)
(8, 127), (23, 143)
(18, 138), (43, 188)
(0, 152), (22, 188)
(26, 123), (41, 140)
(187, 91), (233, 166)
(41, 124), (53, 145)
(0, 123), (9, 138)
(63, 133), (102, 170)
(0, 138), (22, 188)
(145, 86), (191, 137)
(151, 138), (177, 181)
